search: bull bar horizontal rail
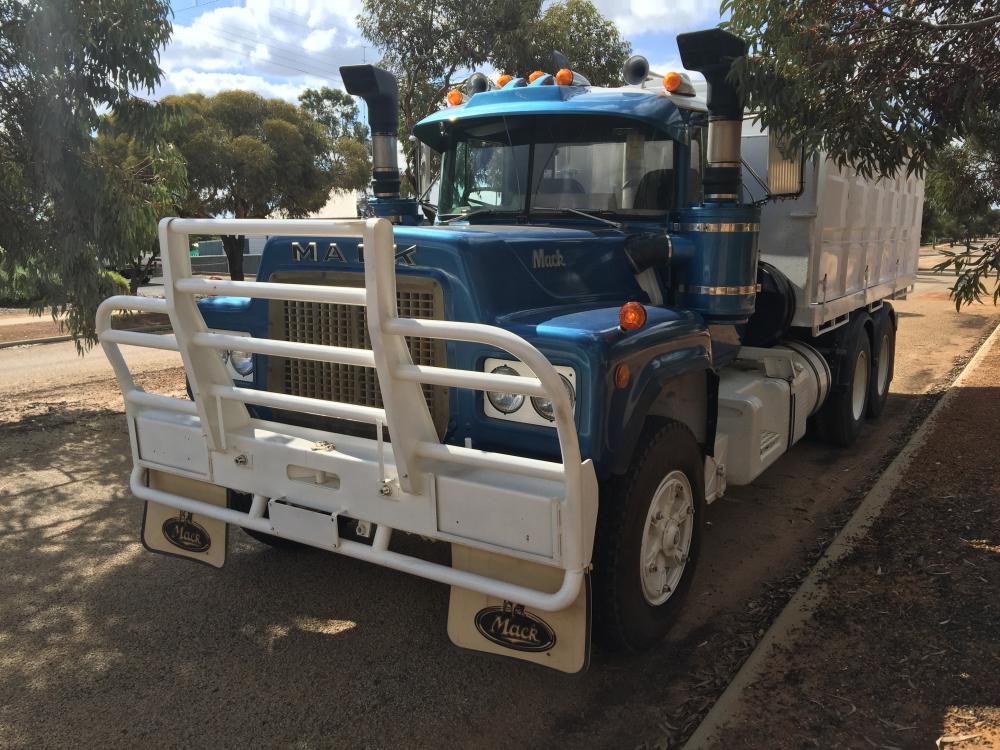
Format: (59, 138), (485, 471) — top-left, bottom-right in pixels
(97, 217), (597, 612)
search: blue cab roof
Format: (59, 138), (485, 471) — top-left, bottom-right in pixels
(412, 81), (704, 150)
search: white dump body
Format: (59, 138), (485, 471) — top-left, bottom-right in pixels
(742, 124), (924, 332)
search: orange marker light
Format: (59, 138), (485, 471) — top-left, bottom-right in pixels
(497, 73), (513, 88)
(614, 364), (630, 389)
(619, 301), (647, 331)
(663, 71), (682, 92)
(528, 70), (546, 83)
(446, 89), (464, 107)
(555, 68), (573, 86)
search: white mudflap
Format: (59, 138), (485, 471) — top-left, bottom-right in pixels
(448, 545), (590, 674)
(141, 470), (228, 568)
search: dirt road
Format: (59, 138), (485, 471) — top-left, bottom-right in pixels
(0, 273), (996, 749)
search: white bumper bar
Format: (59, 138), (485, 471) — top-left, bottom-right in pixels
(98, 217), (598, 611)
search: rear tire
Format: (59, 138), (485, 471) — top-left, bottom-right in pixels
(593, 420), (705, 652)
(867, 306), (895, 419)
(816, 314), (871, 446)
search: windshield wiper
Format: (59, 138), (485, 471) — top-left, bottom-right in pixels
(530, 206), (622, 230)
(438, 208), (507, 224)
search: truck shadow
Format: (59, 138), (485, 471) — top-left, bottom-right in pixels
(0, 388), (960, 748)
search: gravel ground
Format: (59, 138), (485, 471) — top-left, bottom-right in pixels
(0, 276), (996, 749)
(707, 331), (1000, 750)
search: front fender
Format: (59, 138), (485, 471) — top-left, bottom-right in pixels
(604, 322), (713, 476)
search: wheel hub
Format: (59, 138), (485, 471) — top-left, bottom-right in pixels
(640, 471), (695, 606)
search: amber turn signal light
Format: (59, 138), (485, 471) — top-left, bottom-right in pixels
(663, 71), (682, 93)
(614, 364), (630, 389)
(619, 302), (647, 331)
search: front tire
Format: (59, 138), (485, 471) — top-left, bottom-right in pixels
(593, 420), (705, 652)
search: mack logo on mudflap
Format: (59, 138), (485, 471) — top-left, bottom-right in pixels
(532, 248), (566, 269)
(475, 601), (556, 652)
(292, 241), (416, 266)
(162, 511), (211, 553)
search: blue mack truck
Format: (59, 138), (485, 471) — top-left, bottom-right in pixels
(99, 29), (922, 673)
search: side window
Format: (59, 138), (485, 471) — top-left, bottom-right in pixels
(631, 138), (675, 211)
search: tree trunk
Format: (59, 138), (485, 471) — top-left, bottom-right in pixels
(222, 234), (245, 281)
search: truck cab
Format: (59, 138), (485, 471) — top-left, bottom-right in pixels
(99, 29), (921, 673)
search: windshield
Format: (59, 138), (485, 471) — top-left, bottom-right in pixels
(438, 116), (687, 220)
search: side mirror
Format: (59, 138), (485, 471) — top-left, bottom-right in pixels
(766, 130), (805, 197)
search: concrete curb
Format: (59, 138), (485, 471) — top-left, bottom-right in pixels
(684, 320), (1000, 750)
(0, 325), (171, 350)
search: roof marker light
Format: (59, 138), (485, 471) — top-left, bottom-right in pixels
(662, 71), (696, 96)
(446, 89), (464, 107)
(555, 68), (573, 86)
(497, 73), (513, 88)
(619, 302), (647, 331)
(528, 70), (546, 83)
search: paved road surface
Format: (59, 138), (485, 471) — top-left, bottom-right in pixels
(0, 339), (181, 395)
(0, 273), (997, 748)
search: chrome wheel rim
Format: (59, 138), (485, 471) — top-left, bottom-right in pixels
(852, 348), (869, 421)
(876, 333), (890, 396)
(640, 470), (695, 606)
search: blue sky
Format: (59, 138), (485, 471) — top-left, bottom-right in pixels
(161, 0), (724, 103)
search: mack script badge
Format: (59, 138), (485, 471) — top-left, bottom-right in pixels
(474, 601), (556, 652)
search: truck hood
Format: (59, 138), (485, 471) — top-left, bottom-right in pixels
(255, 223), (647, 325)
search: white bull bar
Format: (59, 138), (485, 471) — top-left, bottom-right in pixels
(98, 217), (598, 611)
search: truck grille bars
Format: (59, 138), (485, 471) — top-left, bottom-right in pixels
(269, 273), (448, 437)
(96, 217), (598, 613)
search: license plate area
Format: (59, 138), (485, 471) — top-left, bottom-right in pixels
(268, 498), (340, 549)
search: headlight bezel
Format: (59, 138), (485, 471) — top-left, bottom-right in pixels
(482, 357), (577, 427)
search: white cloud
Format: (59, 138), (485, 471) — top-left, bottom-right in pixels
(159, 68), (325, 101)
(592, 0), (723, 37)
(158, 0), (370, 101)
(157, 0), (720, 104)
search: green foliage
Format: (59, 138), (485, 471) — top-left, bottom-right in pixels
(724, 0), (1000, 178)
(0, 0), (173, 346)
(299, 86), (368, 142)
(357, 0), (629, 183)
(492, 0), (632, 87)
(165, 91), (335, 220)
(928, 133), (1000, 309)
(299, 86), (372, 192)
(163, 90), (338, 278)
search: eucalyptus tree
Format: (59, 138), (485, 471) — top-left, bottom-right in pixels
(726, 0), (1000, 306)
(163, 91), (336, 280)
(0, 0), (173, 344)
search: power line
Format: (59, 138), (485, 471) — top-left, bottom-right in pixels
(207, 29), (343, 81)
(212, 29), (341, 76)
(172, 0), (234, 18)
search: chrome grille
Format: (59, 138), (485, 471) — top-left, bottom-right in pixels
(268, 273), (447, 434)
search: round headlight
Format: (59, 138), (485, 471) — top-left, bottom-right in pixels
(228, 350), (254, 377)
(531, 374), (575, 422)
(486, 364), (525, 414)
